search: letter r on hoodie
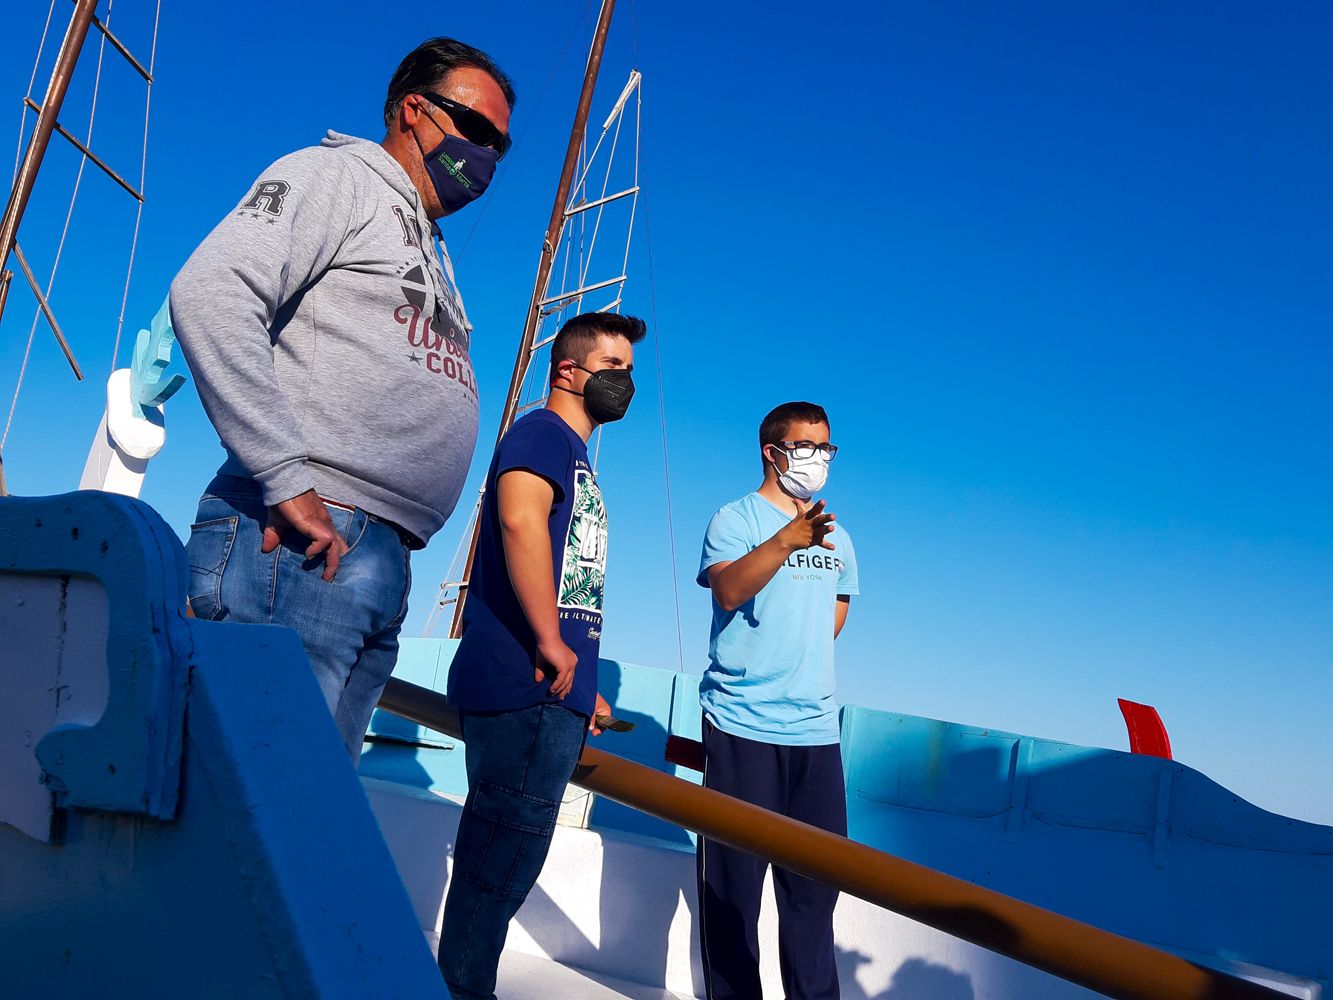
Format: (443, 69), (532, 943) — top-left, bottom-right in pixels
(242, 180), (290, 217)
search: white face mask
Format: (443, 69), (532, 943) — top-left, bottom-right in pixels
(770, 447), (829, 500)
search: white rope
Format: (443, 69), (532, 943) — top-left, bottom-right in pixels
(639, 80), (687, 676)
(576, 90), (626, 291)
(2, 1), (115, 454)
(581, 83), (641, 319)
(574, 138), (589, 311)
(108, 0), (161, 374)
(575, 119), (621, 296)
(454, 4), (586, 265)
(425, 70), (648, 632)
(613, 83), (643, 315)
(569, 100), (620, 205)
(556, 152), (578, 317)
(526, 142), (586, 414)
(420, 11), (596, 635)
(11, 0), (58, 186)
(520, 326), (544, 408)
(553, 73), (641, 318)
(628, 0), (684, 675)
(421, 488), (484, 637)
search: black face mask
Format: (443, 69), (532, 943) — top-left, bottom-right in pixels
(557, 363), (635, 423)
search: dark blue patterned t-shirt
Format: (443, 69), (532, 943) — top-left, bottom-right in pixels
(448, 409), (606, 718)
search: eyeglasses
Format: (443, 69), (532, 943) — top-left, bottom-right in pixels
(419, 92), (511, 159)
(777, 440), (839, 461)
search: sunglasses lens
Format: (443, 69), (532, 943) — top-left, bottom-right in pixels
(466, 113), (509, 156)
(464, 112), (504, 152)
(430, 94), (509, 157)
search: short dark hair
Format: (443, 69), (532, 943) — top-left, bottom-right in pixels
(759, 401), (830, 448)
(548, 312), (647, 382)
(383, 38), (517, 128)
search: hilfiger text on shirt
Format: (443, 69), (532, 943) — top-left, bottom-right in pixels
(783, 551), (845, 573)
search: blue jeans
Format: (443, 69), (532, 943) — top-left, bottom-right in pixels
(438, 703), (587, 999)
(185, 476), (412, 762)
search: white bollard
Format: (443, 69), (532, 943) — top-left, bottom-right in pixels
(79, 368), (166, 498)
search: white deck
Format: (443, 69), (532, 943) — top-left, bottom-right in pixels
(499, 951), (690, 999)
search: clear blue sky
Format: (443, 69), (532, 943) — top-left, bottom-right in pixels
(2, 1), (1329, 823)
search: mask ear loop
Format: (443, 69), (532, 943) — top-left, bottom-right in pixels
(409, 98), (459, 174)
(408, 102), (450, 202)
(551, 360), (587, 399)
(414, 97), (451, 139)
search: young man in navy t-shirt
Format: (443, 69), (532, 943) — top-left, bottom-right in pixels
(696, 401), (858, 1000)
(439, 311), (646, 1000)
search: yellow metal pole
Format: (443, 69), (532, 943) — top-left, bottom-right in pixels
(379, 677), (1286, 1000)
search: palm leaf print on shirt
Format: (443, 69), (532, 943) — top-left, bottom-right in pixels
(558, 468), (608, 613)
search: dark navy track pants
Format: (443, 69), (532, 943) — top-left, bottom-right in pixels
(696, 718), (848, 1000)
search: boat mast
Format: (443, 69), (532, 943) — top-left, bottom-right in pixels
(0, 0), (100, 496)
(449, 0), (618, 637)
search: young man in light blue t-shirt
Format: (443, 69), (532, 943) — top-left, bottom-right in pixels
(695, 400), (858, 1000)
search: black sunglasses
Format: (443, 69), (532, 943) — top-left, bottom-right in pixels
(419, 92), (511, 159)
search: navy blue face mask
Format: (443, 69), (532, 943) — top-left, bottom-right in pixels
(415, 129), (499, 216)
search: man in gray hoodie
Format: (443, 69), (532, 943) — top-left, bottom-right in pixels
(171, 38), (514, 761)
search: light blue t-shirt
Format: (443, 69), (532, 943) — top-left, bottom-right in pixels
(696, 492), (859, 746)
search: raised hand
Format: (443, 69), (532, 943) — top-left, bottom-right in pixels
(778, 498), (837, 552)
(262, 489), (349, 582)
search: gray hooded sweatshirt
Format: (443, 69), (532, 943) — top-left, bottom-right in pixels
(170, 131), (479, 545)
